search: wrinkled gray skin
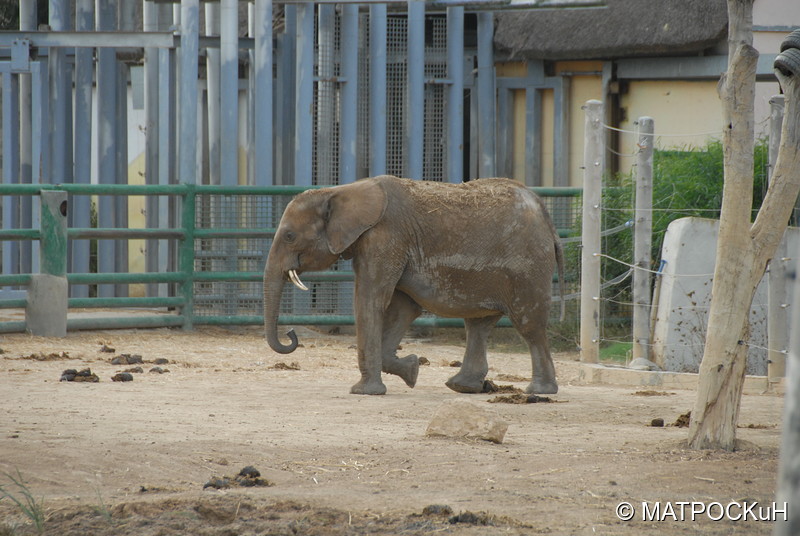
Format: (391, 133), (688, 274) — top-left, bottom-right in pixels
(264, 176), (564, 395)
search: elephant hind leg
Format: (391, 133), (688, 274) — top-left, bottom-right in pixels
(511, 312), (558, 395)
(381, 291), (423, 388)
(446, 314), (501, 393)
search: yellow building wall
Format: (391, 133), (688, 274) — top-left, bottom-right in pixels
(496, 61), (603, 188)
(619, 80), (723, 174)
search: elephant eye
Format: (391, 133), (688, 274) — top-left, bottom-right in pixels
(283, 231), (296, 243)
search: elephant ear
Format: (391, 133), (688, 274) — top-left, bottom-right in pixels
(326, 179), (387, 255)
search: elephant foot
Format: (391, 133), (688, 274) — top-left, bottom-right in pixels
(445, 372), (485, 394)
(525, 380), (558, 395)
(350, 378), (387, 395)
(384, 354), (419, 388)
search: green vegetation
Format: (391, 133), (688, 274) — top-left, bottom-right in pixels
(0, 470), (46, 534)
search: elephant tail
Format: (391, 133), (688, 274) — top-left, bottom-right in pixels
(555, 238), (566, 322)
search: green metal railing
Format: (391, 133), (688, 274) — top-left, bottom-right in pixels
(0, 183), (582, 333)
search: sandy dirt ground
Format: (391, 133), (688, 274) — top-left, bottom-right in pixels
(0, 324), (786, 535)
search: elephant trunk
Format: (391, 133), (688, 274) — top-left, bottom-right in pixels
(263, 264), (299, 354)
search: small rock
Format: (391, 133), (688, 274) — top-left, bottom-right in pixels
(110, 354), (143, 365)
(449, 511), (493, 526)
(149, 366), (170, 374)
(448, 360), (462, 367)
(99, 344), (115, 353)
(426, 400), (508, 444)
(650, 418), (665, 427)
(123, 367), (144, 374)
(418, 356), (430, 366)
(153, 358), (169, 365)
(111, 372), (134, 382)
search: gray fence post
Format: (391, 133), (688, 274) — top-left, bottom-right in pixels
(632, 117), (654, 361)
(580, 100), (603, 364)
(768, 94), (788, 387)
(26, 191), (68, 337)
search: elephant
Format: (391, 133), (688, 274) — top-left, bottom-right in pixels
(263, 175), (565, 396)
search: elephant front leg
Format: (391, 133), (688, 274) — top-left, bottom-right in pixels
(446, 315), (501, 393)
(350, 282), (389, 395)
(380, 291), (422, 388)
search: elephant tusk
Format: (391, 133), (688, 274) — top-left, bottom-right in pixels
(288, 269), (309, 291)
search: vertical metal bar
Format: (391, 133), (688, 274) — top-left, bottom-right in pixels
(254, 0), (274, 186)
(179, 186), (196, 329)
(114, 59), (129, 297)
(294, 1), (314, 186)
(580, 100), (603, 364)
(220, 0), (239, 187)
(158, 37), (176, 295)
(524, 88), (541, 186)
(276, 5), (296, 185)
(496, 88), (511, 178)
(632, 117), (653, 362)
(339, 4), (358, 184)
(96, 0), (117, 297)
(143, 0), (159, 297)
(17, 0), (36, 276)
(179, 0), (200, 185)
(2, 71), (20, 278)
(476, 11), (495, 178)
(369, 3), (387, 176)
(72, 0), (93, 297)
(31, 62), (45, 273)
(446, 6), (464, 183)
(48, 0), (69, 187)
(768, 94), (788, 385)
(205, 2), (221, 186)
(553, 75), (571, 187)
(316, 3), (336, 186)
(406, 0), (424, 181)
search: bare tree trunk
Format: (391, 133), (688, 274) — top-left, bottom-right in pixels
(688, 0), (800, 450)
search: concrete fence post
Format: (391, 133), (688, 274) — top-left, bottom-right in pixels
(768, 94), (788, 386)
(632, 117), (654, 361)
(580, 100), (603, 364)
(26, 190), (68, 336)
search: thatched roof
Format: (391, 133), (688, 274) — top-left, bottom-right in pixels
(494, 0), (728, 61)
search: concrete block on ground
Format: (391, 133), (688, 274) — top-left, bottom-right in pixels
(426, 400), (508, 444)
(25, 274), (67, 337)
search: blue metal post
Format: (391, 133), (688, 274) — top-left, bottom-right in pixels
(339, 4), (358, 184)
(254, 0), (274, 186)
(17, 1), (36, 275)
(179, 0), (200, 185)
(72, 0), (93, 297)
(48, 0), (70, 186)
(446, 6), (464, 183)
(406, 0), (425, 180)
(294, 1), (314, 186)
(276, 5), (296, 185)
(220, 0), (239, 187)
(2, 71), (19, 279)
(369, 3), (387, 176)
(143, 0), (159, 297)
(96, 0), (118, 297)
(316, 3), (336, 186)
(205, 3), (221, 185)
(477, 11), (495, 178)
(158, 5), (176, 294)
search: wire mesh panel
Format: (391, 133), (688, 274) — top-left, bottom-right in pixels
(193, 192), (354, 319)
(313, 6), (341, 186)
(424, 16), (448, 182)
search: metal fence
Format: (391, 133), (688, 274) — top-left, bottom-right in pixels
(0, 183), (581, 333)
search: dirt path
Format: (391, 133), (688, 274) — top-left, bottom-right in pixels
(0, 326), (785, 535)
